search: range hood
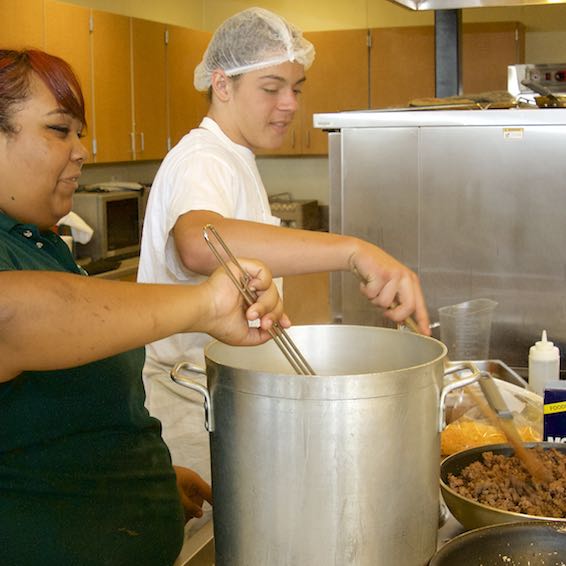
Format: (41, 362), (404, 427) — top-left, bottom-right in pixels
(390, 0), (565, 9)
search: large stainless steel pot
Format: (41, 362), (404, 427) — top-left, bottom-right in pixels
(171, 325), (477, 566)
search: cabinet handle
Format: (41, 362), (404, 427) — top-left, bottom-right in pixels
(130, 132), (135, 155)
(291, 129), (296, 148)
(306, 130), (310, 148)
(140, 132), (145, 152)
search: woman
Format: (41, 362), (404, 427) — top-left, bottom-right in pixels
(0, 48), (288, 565)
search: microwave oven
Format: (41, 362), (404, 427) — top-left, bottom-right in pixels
(71, 186), (150, 261)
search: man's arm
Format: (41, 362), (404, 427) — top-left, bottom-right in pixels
(173, 210), (430, 334)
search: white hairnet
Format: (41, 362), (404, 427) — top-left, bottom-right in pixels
(194, 7), (315, 92)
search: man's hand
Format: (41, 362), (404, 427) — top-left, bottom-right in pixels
(173, 466), (213, 522)
(349, 241), (431, 335)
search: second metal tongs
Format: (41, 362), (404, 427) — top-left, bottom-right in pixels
(202, 224), (316, 375)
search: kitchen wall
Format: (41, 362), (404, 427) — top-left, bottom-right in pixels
(63, 0), (566, 206)
(78, 157), (331, 206)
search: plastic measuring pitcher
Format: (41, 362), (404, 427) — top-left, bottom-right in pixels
(438, 298), (498, 361)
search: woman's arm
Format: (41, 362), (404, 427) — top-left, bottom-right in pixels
(0, 261), (287, 382)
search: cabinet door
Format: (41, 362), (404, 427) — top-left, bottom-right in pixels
(301, 29), (370, 155)
(264, 29), (370, 156)
(283, 273), (330, 324)
(44, 1), (94, 161)
(0, 0), (43, 48)
(91, 10), (132, 163)
(370, 23), (525, 108)
(462, 22), (525, 93)
(370, 26), (435, 108)
(167, 25), (211, 149)
(131, 18), (168, 160)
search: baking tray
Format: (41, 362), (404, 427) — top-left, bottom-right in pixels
(448, 359), (528, 388)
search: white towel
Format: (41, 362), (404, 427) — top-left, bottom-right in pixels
(57, 211), (94, 244)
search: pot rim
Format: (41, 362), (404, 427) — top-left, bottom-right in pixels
(205, 324), (448, 378)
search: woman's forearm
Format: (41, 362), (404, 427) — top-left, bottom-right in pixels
(0, 271), (210, 381)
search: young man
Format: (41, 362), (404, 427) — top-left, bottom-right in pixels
(138, 7), (430, 533)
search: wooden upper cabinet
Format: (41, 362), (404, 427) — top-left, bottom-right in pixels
(90, 10), (132, 163)
(370, 26), (435, 108)
(462, 22), (525, 93)
(166, 25), (211, 149)
(44, 1), (94, 162)
(301, 29), (370, 155)
(0, 0), (44, 48)
(370, 22), (525, 108)
(4, 1), (527, 163)
(263, 29), (370, 156)
(131, 18), (168, 160)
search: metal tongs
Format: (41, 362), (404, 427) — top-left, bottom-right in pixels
(202, 224), (316, 375)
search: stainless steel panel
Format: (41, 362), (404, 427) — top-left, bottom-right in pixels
(328, 132), (343, 323)
(389, 0), (566, 10)
(324, 112), (566, 375)
(340, 127), (419, 328)
(435, 9), (462, 98)
(419, 123), (566, 372)
(314, 109), (566, 130)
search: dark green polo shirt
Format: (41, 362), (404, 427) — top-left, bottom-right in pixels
(0, 212), (184, 565)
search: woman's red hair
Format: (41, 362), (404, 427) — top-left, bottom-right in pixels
(0, 49), (86, 133)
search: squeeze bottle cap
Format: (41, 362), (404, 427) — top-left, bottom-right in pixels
(529, 330), (559, 361)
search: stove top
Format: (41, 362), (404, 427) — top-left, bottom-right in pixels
(508, 63), (566, 102)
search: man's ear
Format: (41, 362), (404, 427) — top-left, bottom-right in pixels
(210, 70), (231, 102)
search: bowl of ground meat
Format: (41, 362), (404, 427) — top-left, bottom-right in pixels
(440, 442), (566, 530)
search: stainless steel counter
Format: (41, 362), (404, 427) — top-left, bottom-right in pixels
(174, 522), (214, 566)
(316, 106), (566, 375)
(92, 256), (139, 280)
(76, 255), (139, 280)
(437, 509), (467, 549)
(314, 107), (566, 129)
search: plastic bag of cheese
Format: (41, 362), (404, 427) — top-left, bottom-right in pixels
(441, 378), (543, 456)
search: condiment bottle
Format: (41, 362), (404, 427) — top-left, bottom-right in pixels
(528, 330), (560, 397)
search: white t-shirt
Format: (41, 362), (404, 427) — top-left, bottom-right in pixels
(139, 116), (281, 373)
(138, 117), (282, 536)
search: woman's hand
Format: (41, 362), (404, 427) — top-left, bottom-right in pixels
(201, 258), (290, 346)
(173, 466), (213, 523)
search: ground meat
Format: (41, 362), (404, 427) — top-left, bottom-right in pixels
(448, 447), (566, 518)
